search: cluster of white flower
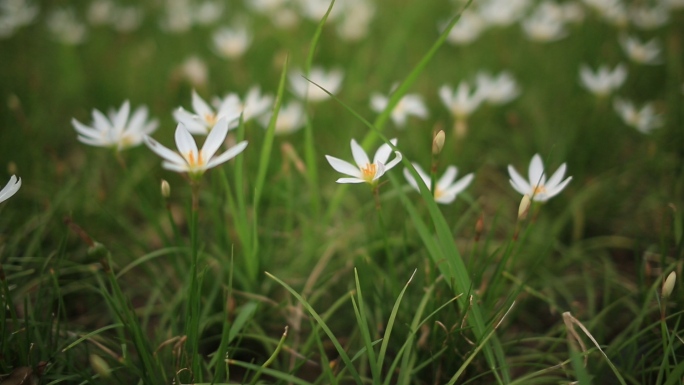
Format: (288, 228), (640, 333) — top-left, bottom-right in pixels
(326, 139), (571, 205)
(69, 87), (275, 179)
(0, 0), (38, 39)
(246, 0), (376, 42)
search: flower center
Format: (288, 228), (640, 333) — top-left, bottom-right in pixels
(205, 113), (217, 127)
(361, 163), (377, 182)
(532, 184), (546, 196)
(184, 151), (205, 169)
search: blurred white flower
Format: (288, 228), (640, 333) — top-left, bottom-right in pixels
(403, 163), (474, 204)
(444, 11), (486, 45)
(290, 66), (344, 102)
(508, 154), (572, 202)
(629, 5), (668, 30)
(579, 63), (627, 97)
(325, 139), (402, 185)
(144, 118), (248, 178)
(193, 0), (224, 25)
(475, 71), (520, 104)
(160, 0), (192, 33)
(584, 0), (628, 27)
(335, 0), (375, 41)
(87, 0), (113, 25)
(0, 175), (21, 204)
(212, 26), (252, 59)
(72, 101), (159, 151)
(174, 90), (241, 135)
(559, 2), (585, 23)
(439, 82), (484, 120)
(0, 0), (38, 38)
(521, 2), (568, 42)
(662, 0), (684, 10)
(215, 86), (274, 126)
(370, 86), (428, 128)
(613, 98), (664, 134)
(47, 8), (87, 45)
(620, 35), (662, 65)
(259, 101), (306, 135)
(178, 56), (208, 88)
(478, 0), (531, 27)
(297, 0), (343, 21)
(112, 6), (143, 32)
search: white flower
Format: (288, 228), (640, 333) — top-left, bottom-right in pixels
(629, 5), (668, 30)
(72, 101), (159, 151)
(173, 90), (241, 135)
(325, 139), (402, 185)
(475, 71), (520, 104)
(212, 26), (251, 59)
(259, 101), (305, 135)
(0, 175), (21, 203)
(0, 0), (39, 38)
(144, 118), (248, 178)
(478, 0), (531, 27)
(508, 154), (572, 202)
(583, 0), (628, 27)
(214, 86), (274, 127)
(521, 3), (568, 42)
(613, 98), (664, 134)
(403, 163), (474, 205)
(370, 88), (428, 128)
(439, 82), (484, 119)
(177, 56), (208, 88)
(335, 0), (374, 41)
(579, 63), (627, 97)
(444, 11), (486, 45)
(289, 66), (344, 102)
(47, 8), (87, 45)
(112, 6), (143, 32)
(620, 35), (662, 65)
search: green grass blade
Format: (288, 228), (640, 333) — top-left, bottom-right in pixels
(266, 271), (363, 385)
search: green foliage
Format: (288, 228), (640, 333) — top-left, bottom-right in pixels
(1, 0), (684, 384)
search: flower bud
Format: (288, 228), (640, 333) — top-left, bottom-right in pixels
(662, 271), (676, 298)
(432, 130), (445, 155)
(518, 194), (531, 220)
(161, 179), (170, 198)
(89, 354), (111, 378)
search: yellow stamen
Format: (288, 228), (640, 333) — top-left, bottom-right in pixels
(185, 151), (204, 167)
(361, 163), (377, 182)
(205, 113), (217, 127)
(532, 184), (546, 195)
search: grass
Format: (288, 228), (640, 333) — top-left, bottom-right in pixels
(1, 0), (684, 384)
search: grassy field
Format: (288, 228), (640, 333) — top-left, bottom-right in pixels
(1, 0), (683, 383)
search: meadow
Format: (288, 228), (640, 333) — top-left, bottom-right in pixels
(1, 0), (683, 383)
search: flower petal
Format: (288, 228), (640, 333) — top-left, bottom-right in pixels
(436, 166), (458, 191)
(545, 176), (572, 200)
(545, 163), (567, 190)
(112, 100), (130, 131)
(202, 117), (229, 160)
(528, 154), (546, 187)
(382, 151), (402, 172)
(191, 90), (214, 119)
(205, 141), (248, 169)
(508, 165), (531, 195)
(350, 139), (370, 168)
(442, 173), (474, 199)
(0, 175), (21, 203)
(336, 177), (366, 184)
(373, 138), (397, 165)
(174, 124), (199, 161)
(325, 155), (361, 178)
(144, 135), (187, 166)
